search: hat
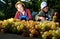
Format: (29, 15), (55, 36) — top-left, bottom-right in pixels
(41, 1), (47, 9)
(15, 1), (25, 8)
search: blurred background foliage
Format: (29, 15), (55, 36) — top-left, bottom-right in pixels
(0, 0), (60, 20)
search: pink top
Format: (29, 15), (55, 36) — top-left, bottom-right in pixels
(14, 9), (32, 20)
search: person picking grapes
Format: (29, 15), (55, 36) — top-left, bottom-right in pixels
(14, 1), (32, 21)
(35, 1), (54, 22)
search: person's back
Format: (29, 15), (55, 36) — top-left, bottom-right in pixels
(32, 11), (38, 20)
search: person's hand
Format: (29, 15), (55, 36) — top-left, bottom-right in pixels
(38, 17), (45, 21)
(46, 18), (48, 20)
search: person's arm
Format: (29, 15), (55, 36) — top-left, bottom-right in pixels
(35, 12), (45, 21)
(14, 12), (20, 19)
(35, 13), (40, 21)
(26, 9), (32, 20)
